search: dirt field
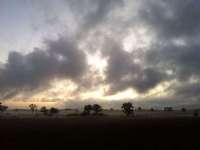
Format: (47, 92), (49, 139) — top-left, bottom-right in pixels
(0, 115), (200, 149)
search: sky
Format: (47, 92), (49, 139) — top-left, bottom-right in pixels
(1, 0), (200, 109)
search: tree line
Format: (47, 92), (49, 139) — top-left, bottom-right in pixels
(0, 102), (199, 117)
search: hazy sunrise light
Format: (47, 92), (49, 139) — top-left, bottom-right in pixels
(1, 0), (200, 109)
(1, 1), (200, 149)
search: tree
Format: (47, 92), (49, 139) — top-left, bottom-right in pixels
(181, 108), (186, 112)
(122, 102), (134, 116)
(40, 107), (48, 115)
(83, 105), (93, 115)
(0, 102), (8, 112)
(150, 108), (155, 112)
(137, 107), (142, 111)
(29, 104), (37, 113)
(92, 104), (102, 115)
(193, 110), (199, 117)
(49, 107), (59, 116)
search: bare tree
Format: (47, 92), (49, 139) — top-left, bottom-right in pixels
(122, 102), (134, 116)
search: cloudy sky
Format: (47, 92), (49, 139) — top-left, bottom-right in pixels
(1, 0), (200, 109)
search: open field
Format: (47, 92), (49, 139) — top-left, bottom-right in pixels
(0, 109), (197, 118)
(0, 110), (200, 149)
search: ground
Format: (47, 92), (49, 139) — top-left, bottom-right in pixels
(0, 110), (200, 149)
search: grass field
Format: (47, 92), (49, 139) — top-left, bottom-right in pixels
(0, 110), (200, 149)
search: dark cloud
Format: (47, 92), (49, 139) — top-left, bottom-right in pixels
(103, 40), (166, 94)
(174, 82), (200, 100)
(0, 36), (87, 99)
(134, 0), (200, 106)
(66, 0), (124, 30)
(62, 0), (200, 107)
(147, 81), (200, 108)
(95, 0), (200, 105)
(146, 43), (200, 81)
(82, 0), (124, 30)
(2, 0), (200, 108)
(139, 0), (200, 39)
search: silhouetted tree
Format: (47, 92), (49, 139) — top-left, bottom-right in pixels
(181, 108), (186, 112)
(122, 102), (134, 116)
(137, 107), (142, 111)
(92, 104), (102, 115)
(49, 107), (59, 116)
(40, 107), (48, 115)
(193, 110), (199, 117)
(164, 107), (173, 111)
(110, 108), (114, 111)
(29, 104), (37, 113)
(83, 105), (93, 115)
(0, 102), (8, 112)
(150, 108), (155, 112)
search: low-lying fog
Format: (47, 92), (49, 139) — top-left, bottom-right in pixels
(0, 109), (197, 119)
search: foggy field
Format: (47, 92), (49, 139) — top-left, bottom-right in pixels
(0, 109), (197, 119)
(0, 110), (200, 149)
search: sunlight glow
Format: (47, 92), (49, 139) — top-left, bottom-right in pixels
(103, 88), (139, 101)
(86, 51), (107, 76)
(123, 27), (152, 52)
(31, 79), (78, 100)
(3, 80), (172, 108)
(142, 81), (172, 98)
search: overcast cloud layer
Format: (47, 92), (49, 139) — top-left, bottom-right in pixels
(1, 0), (200, 108)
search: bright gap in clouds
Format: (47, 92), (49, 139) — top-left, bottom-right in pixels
(123, 27), (153, 52)
(103, 88), (139, 101)
(86, 51), (107, 77)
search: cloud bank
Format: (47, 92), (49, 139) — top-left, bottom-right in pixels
(1, 0), (200, 108)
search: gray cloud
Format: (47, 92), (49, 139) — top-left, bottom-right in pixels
(135, 0), (200, 106)
(61, 0), (200, 107)
(31, 0), (124, 35)
(139, 0), (200, 39)
(2, 0), (200, 108)
(66, 0), (124, 30)
(174, 82), (200, 100)
(103, 40), (166, 94)
(99, 0), (200, 106)
(0, 36), (87, 99)
(146, 43), (200, 81)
